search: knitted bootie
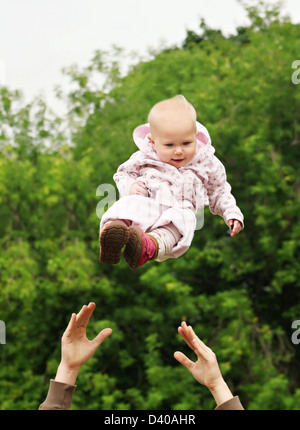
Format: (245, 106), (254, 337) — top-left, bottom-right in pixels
(123, 226), (159, 270)
(99, 221), (130, 264)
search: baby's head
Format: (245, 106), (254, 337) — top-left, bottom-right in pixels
(148, 95), (197, 168)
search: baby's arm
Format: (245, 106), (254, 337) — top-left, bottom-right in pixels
(113, 151), (145, 197)
(202, 147), (244, 230)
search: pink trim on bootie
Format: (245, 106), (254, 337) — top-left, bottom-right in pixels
(137, 233), (157, 267)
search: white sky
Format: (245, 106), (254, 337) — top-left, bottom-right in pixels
(0, 0), (299, 115)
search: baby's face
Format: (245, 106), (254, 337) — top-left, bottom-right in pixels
(150, 117), (197, 169)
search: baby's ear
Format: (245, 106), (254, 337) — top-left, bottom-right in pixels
(148, 135), (155, 146)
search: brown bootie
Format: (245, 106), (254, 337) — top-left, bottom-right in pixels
(99, 221), (130, 264)
(123, 226), (159, 270)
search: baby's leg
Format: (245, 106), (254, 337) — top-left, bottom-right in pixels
(148, 223), (182, 261)
(123, 223), (181, 269)
(122, 223), (181, 270)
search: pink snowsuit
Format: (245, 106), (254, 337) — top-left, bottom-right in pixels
(100, 121), (244, 261)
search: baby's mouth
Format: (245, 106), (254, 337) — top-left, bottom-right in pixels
(172, 159), (184, 163)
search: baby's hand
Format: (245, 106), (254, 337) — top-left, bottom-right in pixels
(228, 219), (243, 237)
(129, 181), (149, 197)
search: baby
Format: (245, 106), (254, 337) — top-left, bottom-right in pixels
(99, 95), (244, 270)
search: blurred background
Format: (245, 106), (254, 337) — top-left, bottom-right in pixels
(0, 0), (300, 410)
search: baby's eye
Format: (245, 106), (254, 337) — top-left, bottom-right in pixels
(165, 143), (174, 147)
(183, 142), (191, 145)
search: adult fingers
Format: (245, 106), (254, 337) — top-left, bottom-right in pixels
(76, 302), (96, 328)
(185, 326), (210, 360)
(63, 312), (77, 338)
(178, 326), (195, 350)
(174, 351), (194, 371)
(92, 328), (113, 348)
(181, 322), (199, 348)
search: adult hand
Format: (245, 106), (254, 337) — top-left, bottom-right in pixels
(174, 322), (233, 407)
(55, 302), (112, 385)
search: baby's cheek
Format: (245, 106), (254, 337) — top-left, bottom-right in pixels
(159, 153), (171, 163)
(186, 150), (196, 160)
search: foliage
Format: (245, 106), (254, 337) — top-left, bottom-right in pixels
(0, 1), (300, 410)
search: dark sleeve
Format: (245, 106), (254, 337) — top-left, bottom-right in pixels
(214, 396), (245, 410)
(38, 379), (76, 410)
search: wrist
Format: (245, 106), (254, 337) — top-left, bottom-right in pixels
(209, 377), (233, 407)
(55, 362), (81, 386)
